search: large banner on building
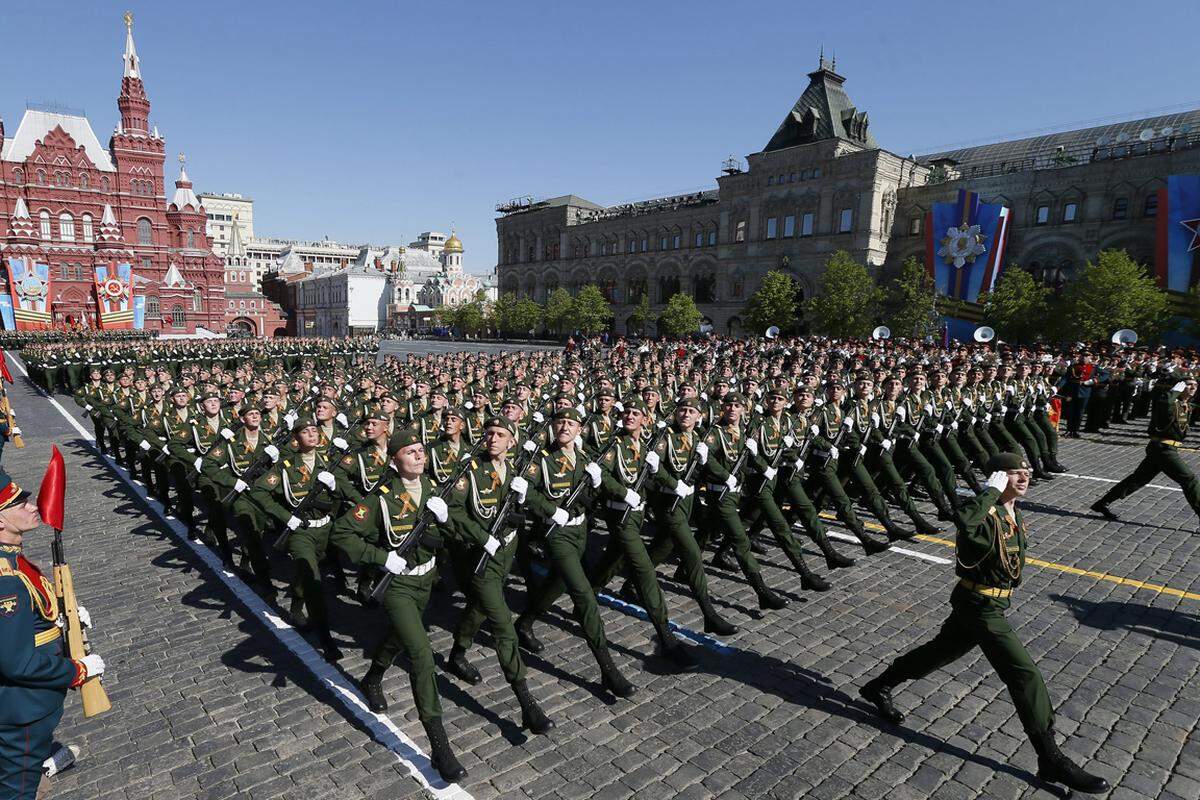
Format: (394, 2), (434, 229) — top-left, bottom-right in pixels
(925, 189), (1011, 303)
(94, 262), (144, 329)
(1155, 175), (1200, 292)
(1, 258), (53, 330)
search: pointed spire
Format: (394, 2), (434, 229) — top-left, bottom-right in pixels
(7, 197), (38, 241)
(169, 153), (200, 211)
(227, 212), (247, 258)
(122, 11), (140, 78)
(97, 203), (123, 248)
(12, 197), (29, 219)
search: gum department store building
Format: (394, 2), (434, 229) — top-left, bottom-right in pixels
(495, 57), (1200, 335)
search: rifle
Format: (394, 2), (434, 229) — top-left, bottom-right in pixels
(219, 420), (299, 505)
(366, 439), (485, 603)
(51, 528), (111, 717)
(272, 468), (339, 551)
(618, 421), (671, 525)
(0, 384), (22, 448)
(668, 420), (716, 513)
(715, 424), (754, 504)
(820, 408), (853, 469)
(749, 418), (795, 496)
(542, 434), (621, 537)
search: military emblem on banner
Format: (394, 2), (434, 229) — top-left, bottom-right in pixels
(925, 189), (1011, 304)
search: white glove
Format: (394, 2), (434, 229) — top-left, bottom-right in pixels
(1017, 405), (1025, 414)
(286, 515), (302, 531)
(935, 424), (944, 434)
(695, 441), (708, 464)
(644, 451), (660, 473)
(585, 462), (602, 487)
(426, 496), (449, 523)
(483, 536), (501, 556)
(870, 413), (880, 427)
(1173, 381), (1187, 393)
(951, 421), (959, 430)
(336, 413), (349, 427)
(673, 481), (693, 498)
(284, 411), (298, 427)
(194, 457), (204, 473)
(985, 470), (1009, 493)
(783, 435), (794, 447)
(963, 397), (974, 407)
(896, 405), (907, 421)
(623, 488), (642, 508)
(80, 653), (105, 679)
(161, 445), (170, 455)
(829, 446), (839, 460)
(841, 416), (854, 429)
(810, 424), (820, 435)
(306, 516), (331, 528)
(333, 437), (349, 451)
(220, 427), (235, 441)
(551, 507), (570, 526)
(139, 439), (151, 452)
(509, 476), (528, 502)
(762, 466), (777, 481)
(76, 605), (92, 629)
(881, 439), (892, 451)
(614, 401), (624, 412)
(924, 403), (933, 415)
(264, 444), (280, 462)
(985, 413), (993, 423)
(84, 404), (93, 412)
(522, 440), (537, 453)
(532, 411), (544, 424)
(464, 401), (474, 410)
(1006, 384), (1015, 393)
(384, 552), (408, 575)
(793, 457), (805, 471)
(745, 438), (758, 456)
(724, 475), (738, 492)
(317, 470), (336, 490)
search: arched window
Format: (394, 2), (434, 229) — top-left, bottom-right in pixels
(12, 168), (23, 184)
(137, 218), (152, 245)
(170, 305), (185, 328)
(36, 170), (46, 185)
(81, 214), (94, 243)
(59, 213), (75, 242)
(146, 296), (160, 318)
(79, 173), (88, 189)
(186, 229), (195, 248)
(192, 288), (202, 312)
(39, 211), (51, 240)
(101, 176), (110, 192)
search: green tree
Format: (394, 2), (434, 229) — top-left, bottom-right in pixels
(658, 292), (702, 335)
(626, 293), (652, 335)
(510, 296), (542, 336)
(490, 291), (519, 335)
(455, 299), (485, 336)
(979, 267), (1051, 343)
(744, 270), (799, 335)
(884, 255), (939, 339)
(543, 287), (574, 335)
(804, 251), (883, 338)
(570, 285), (613, 335)
(1059, 249), (1168, 342)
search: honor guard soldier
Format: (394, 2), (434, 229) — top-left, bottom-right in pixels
(861, 453), (1109, 795)
(197, 404), (270, 567)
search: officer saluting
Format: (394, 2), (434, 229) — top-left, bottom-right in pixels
(0, 470), (105, 798)
(860, 453), (1109, 794)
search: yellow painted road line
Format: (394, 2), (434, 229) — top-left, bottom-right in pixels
(817, 512), (1200, 602)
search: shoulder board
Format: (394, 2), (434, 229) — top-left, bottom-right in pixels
(541, 449), (550, 456)
(470, 459), (479, 469)
(283, 459), (292, 468)
(379, 485), (391, 494)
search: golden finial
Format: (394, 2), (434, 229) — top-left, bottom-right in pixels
(178, 152), (186, 165)
(123, 10), (133, 30)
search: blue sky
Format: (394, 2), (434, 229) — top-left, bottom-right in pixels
(3, 1), (1196, 273)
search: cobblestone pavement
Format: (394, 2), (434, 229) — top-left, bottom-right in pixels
(5, 347), (1198, 800)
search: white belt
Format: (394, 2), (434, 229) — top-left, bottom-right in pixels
(500, 530), (518, 548)
(705, 483), (728, 492)
(402, 558), (435, 577)
(566, 514), (586, 527)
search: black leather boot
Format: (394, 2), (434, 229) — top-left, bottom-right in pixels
(860, 677), (904, 724)
(288, 596), (309, 629)
(652, 619), (699, 671)
(747, 570), (788, 609)
(697, 594), (738, 635)
(360, 664), (388, 713)
(882, 518), (916, 542)
(1091, 500), (1119, 521)
(710, 544), (738, 572)
(852, 524), (891, 555)
(907, 508), (941, 537)
(422, 717), (467, 782)
(811, 525), (855, 568)
(1032, 728), (1110, 794)
(515, 615), (545, 654)
(447, 645), (481, 685)
(785, 548), (831, 591)
(593, 647), (636, 698)
(319, 630), (344, 662)
(512, 679), (554, 734)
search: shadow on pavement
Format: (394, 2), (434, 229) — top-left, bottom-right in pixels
(1050, 593), (1200, 651)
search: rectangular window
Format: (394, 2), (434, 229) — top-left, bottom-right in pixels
(1063, 202), (1078, 222)
(909, 216), (922, 235)
(784, 215), (795, 238)
(801, 169), (811, 180)
(1144, 194), (1159, 218)
(672, 235), (680, 249)
(590, 241), (598, 256)
(660, 236), (668, 250)
(641, 238), (648, 252)
(1036, 205), (1049, 225)
(801, 212), (814, 237)
(1113, 198), (1129, 220)
(58, 264), (69, 280)
(767, 176), (775, 185)
(766, 217), (778, 239)
(789, 173), (797, 182)
(838, 208), (853, 233)
(708, 230), (716, 246)
(812, 168), (821, 178)
(695, 232), (703, 248)
(628, 239), (635, 253)
(735, 221), (746, 243)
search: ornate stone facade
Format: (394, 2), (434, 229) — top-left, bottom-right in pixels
(496, 57), (1200, 335)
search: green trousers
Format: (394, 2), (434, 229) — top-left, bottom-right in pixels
(989, 418), (1022, 456)
(1032, 409), (1059, 459)
(865, 449), (926, 524)
(920, 437), (959, 500)
(775, 470), (831, 539)
(1098, 441), (1200, 514)
(973, 422), (1001, 459)
(879, 585), (1053, 740)
(643, 493), (717, 609)
(805, 458), (870, 535)
(370, 572), (442, 721)
(740, 485), (813, 569)
(231, 496), (272, 583)
(830, 452), (897, 526)
(694, 490), (762, 578)
(897, 439), (952, 514)
(287, 521), (333, 630)
(1006, 414), (1043, 465)
(449, 536), (526, 684)
(521, 521), (608, 651)
(587, 506), (671, 632)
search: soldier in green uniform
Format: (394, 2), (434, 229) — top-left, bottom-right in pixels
(860, 453), (1109, 795)
(197, 405), (270, 567)
(443, 417), (554, 734)
(513, 407), (638, 697)
(330, 430), (467, 782)
(165, 391), (228, 536)
(1092, 372), (1200, 523)
(248, 417), (341, 660)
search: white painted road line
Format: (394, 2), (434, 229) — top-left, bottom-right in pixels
(1061, 472), (1182, 492)
(8, 353), (473, 800)
(822, 529), (954, 565)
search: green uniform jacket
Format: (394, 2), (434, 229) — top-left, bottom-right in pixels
(330, 472), (444, 569)
(447, 456), (519, 549)
(248, 451), (336, 527)
(954, 487), (1027, 610)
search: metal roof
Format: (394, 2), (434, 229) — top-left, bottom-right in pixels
(0, 109), (116, 172)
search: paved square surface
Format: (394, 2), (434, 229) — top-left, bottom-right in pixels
(4, 345), (1198, 800)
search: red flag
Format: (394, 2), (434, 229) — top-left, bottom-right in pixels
(38, 445), (66, 530)
(0, 351), (12, 385)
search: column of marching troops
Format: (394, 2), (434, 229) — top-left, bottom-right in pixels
(13, 332), (1200, 795)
